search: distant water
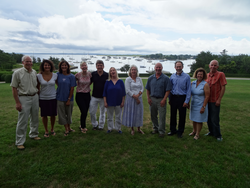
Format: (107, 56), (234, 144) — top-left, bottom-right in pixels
(26, 53), (194, 74)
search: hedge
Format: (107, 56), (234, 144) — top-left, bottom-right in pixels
(4, 74), (12, 83)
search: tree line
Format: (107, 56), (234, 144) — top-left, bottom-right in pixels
(190, 51), (250, 75)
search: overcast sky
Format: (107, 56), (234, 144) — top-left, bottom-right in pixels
(1, 0), (250, 55)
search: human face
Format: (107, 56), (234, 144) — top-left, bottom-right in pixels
(209, 60), (219, 73)
(61, 62), (68, 73)
(44, 62), (51, 72)
(175, 62), (183, 74)
(110, 68), (117, 78)
(22, 57), (33, 71)
(130, 67), (137, 77)
(154, 63), (163, 74)
(81, 63), (88, 72)
(197, 71), (204, 81)
(96, 63), (104, 72)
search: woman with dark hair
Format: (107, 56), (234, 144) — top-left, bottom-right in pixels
(189, 68), (210, 140)
(37, 60), (57, 137)
(75, 62), (91, 133)
(56, 60), (77, 136)
(122, 65), (144, 135)
(103, 67), (126, 133)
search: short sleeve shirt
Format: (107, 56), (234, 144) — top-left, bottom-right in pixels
(56, 73), (77, 102)
(10, 67), (38, 95)
(37, 73), (57, 100)
(206, 71), (227, 102)
(91, 71), (109, 98)
(145, 73), (172, 98)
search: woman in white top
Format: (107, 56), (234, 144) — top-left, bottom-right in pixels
(37, 60), (57, 137)
(122, 65), (144, 135)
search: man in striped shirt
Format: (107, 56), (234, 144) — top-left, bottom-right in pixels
(205, 60), (227, 141)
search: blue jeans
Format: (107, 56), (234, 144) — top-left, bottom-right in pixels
(207, 102), (222, 138)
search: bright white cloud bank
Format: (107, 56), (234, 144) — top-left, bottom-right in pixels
(0, 0), (250, 54)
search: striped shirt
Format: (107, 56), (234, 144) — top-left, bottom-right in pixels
(206, 71), (227, 103)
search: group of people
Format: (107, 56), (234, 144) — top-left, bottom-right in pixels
(11, 55), (226, 150)
(146, 60), (226, 141)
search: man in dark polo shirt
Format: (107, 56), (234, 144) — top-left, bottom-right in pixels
(89, 60), (109, 130)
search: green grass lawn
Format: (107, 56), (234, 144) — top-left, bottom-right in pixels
(0, 79), (250, 187)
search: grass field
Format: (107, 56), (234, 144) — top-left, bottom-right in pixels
(0, 79), (250, 188)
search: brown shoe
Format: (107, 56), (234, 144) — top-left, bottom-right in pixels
(17, 145), (25, 150)
(32, 137), (41, 140)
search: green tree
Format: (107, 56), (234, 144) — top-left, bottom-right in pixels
(120, 64), (130, 73)
(190, 51), (216, 73)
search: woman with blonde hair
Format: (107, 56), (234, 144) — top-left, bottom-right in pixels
(75, 62), (92, 133)
(122, 65), (144, 135)
(189, 68), (210, 140)
(103, 67), (126, 133)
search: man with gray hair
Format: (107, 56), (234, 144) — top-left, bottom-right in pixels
(205, 60), (227, 141)
(10, 55), (40, 150)
(145, 63), (172, 137)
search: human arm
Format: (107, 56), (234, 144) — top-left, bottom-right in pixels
(103, 97), (108, 108)
(183, 76), (191, 107)
(66, 87), (74, 106)
(37, 77), (40, 95)
(216, 85), (225, 106)
(147, 89), (152, 106)
(12, 87), (22, 112)
(120, 96), (125, 108)
(160, 90), (170, 107)
(200, 83), (210, 114)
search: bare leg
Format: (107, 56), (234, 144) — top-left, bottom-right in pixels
(50, 116), (55, 132)
(138, 127), (144, 134)
(131, 127), (134, 135)
(196, 122), (203, 137)
(189, 121), (196, 136)
(64, 124), (69, 136)
(42, 116), (49, 134)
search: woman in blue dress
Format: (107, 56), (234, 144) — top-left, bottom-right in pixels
(103, 67), (126, 133)
(189, 68), (210, 140)
(122, 65), (144, 135)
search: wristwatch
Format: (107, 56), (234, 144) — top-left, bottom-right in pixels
(202, 106), (206, 109)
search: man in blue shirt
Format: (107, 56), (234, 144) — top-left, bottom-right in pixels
(168, 61), (191, 138)
(145, 63), (172, 137)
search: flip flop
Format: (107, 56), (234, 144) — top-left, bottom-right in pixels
(69, 129), (75, 133)
(138, 130), (145, 134)
(131, 130), (134, 135)
(44, 133), (49, 137)
(51, 131), (56, 136)
(64, 132), (69, 136)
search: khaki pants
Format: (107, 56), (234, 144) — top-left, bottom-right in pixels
(150, 97), (167, 134)
(57, 100), (74, 125)
(16, 94), (39, 146)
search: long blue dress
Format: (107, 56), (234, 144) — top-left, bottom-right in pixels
(189, 80), (208, 123)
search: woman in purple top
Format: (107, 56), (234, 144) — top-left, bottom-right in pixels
(103, 67), (126, 133)
(37, 60), (57, 137)
(56, 60), (77, 136)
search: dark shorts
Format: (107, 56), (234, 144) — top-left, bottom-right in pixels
(39, 99), (57, 117)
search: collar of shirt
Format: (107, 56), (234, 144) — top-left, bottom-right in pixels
(209, 71), (218, 77)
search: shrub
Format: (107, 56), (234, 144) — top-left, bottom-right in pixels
(4, 74), (12, 83)
(1, 74), (6, 81)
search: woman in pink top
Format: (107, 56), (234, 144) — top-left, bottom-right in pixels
(75, 62), (92, 133)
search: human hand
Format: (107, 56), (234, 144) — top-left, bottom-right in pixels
(66, 100), (70, 106)
(104, 102), (108, 108)
(120, 102), (124, 108)
(16, 102), (22, 112)
(183, 103), (189, 108)
(200, 107), (205, 114)
(148, 98), (152, 106)
(160, 99), (166, 107)
(136, 99), (140, 104)
(215, 99), (221, 106)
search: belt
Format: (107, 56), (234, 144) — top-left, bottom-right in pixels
(152, 96), (163, 99)
(19, 93), (37, 96)
(172, 95), (186, 97)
